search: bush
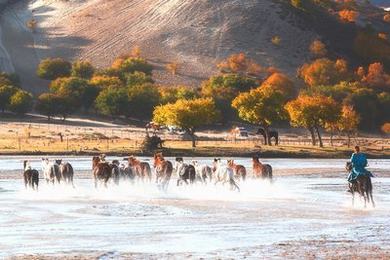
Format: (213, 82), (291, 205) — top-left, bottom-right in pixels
(8, 90), (33, 114)
(37, 58), (71, 80)
(126, 84), (161, 119)
(0, 85), (17, 112)
(95, 87), (128, 117)
(125, 72), (154, 87)
(119, 57), (153, 75)
(71, 61), (95, 79)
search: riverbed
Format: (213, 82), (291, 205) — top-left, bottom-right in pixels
(0, 156), (389, 259)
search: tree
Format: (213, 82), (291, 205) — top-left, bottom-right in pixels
(232, 86), (290, 145)
(159, 86), (198, 104)
(125, 72), (154, 87)
(153, 98), (218, 147)
(0, 72), (19, 87)
(338, 9), (359, 23)
(285, 94), (341, 147)
(360, 62), (390, 90)
(8, 90), (33, 115)
(382, 123), (390, 134)
(71, 61), (95, 79)
(310, 40), (327, 57)
(0, 85), (17, 112)
(260, 72), (295, 98)
(166, 62), (179, 75)
(89, 75), (123, 88)
(118, 57), (153, 75)
(35, 93), (67, 120)
(126, 84), (161, 119)
(37, 58), (71, 80)
(337, 105), (360, 147)
(217, 53), (263, 77)
(298, 58), (351, 87)
(95, 87), (128, 118)
(49, 77), (90, 110)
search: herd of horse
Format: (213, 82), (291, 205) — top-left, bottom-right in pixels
(22, 154), (375, 207)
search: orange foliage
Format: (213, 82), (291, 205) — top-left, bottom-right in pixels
(378, 33), (388, 41)
(261, 72), (295, 97)
(166, 62), (179, 75)
(384, 14), (390, 23)
(382, 122), (390, 134)
(338, 9), (359, 23)
(298, 58), (350, 87)
(361, 62), (390, 89)
(111, 58), (125, 69)
(217, 53), (263, 77)
(309, 40), (327, 57)
(355, 66), (365, 80)
(271, 36), (281, 45)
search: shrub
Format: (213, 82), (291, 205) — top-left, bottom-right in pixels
(37, 58), (71, 80)
(8, 90), (33, 114)
(71, 61), (95, 79)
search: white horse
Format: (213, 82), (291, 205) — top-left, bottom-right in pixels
(41, 158), (61, 184)
(192, 160), (213, 184)
(213, 159), (240, 191)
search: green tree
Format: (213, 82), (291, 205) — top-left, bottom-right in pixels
(0, 85), (17, 112)
(159, 86), (198, 104)
(71, 61), (95, 79)
(95, 87), (128, 118)
(37, 58), (71, 80)
(126, 83), (161, 119)
(125, 72), (154, 87)
(153, 98), (219, 147)
(232, 86), (290, 145)
(35, 93), (59, 120)
(119, 57), (153, 75)
(50, 77), (90, 110)
(8, 90), (33, 114)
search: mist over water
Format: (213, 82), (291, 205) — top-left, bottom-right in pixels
(0, 157), (390, 257)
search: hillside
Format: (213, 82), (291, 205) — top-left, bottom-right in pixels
(0, 0), (389, 93)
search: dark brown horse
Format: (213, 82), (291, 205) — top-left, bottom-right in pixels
(127, 156), (152, 182)
(92, 156), (112, 188)
(346, 162), (375, 208)
(23, 161), (39, 190)
(153, 153), (173, 191)
(252, 156), (272, 180)
(58, 160), (74, 187)
(228, 160), (246, 181)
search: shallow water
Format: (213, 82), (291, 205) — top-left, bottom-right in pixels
(0, 157), (389, 257)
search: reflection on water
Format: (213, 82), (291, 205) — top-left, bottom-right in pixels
(0, 157), (389, 257)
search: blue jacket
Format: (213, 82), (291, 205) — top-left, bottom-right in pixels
(348, 152), (373, 182)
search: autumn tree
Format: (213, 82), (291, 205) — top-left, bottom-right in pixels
(159, 86), (198, 104)
(125, 72), (153, 87)
(0, 85), (17, 112)
(37, 58), (71, 80)
(153, 98), (219, 147)
(71, 61), (95, 79)
(382, 123), (390, 134)
(384, 14), (390, 23)
(89, 75), (123, 88)
(217, 53), (262, 77)
(95, 87), (128, 118)
(232, 85), (291, 145)
(338, 9), (359, 23)
(8, 90), (33, 115)
(337, 105), (360, 147)
(285, 94), (341, 147)
(118, 57), (153, 75)
(166, 62), (179, 75)
(298, 58), (351, 87)
(261, 72), (295, 98)
(360, 62), (390, 90)
(310, 40), (327, 57)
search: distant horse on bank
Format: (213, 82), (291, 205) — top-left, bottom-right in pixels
(57, 160), (74, 187)
(346, 162), (375, 208)
(252, 156), (273, 180)
(174, 158), (196, 186)
(192, 160), (213, 184)
(153, 153), (173, 191)
(23, 160), (39, 190)
(92, 155), (112, 188)
(42, 158), (61, 184)
(127, 156), (152, 182)
(257, 128), (279, 145)
(228, 160), (246, 181)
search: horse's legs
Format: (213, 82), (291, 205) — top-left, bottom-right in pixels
(352, 191), (355, 207)
(370, 192), (375, 208)
(177, 179), (181, 186)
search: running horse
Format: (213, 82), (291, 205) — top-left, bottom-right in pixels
(57, 160), (75, 187)
(346, 162), (375, 207)
(174, 157), (196, 186)
(23, 160), (39, 190)
(153, 153), (173, 191)
(92, 156), (112, 188)
(127, 156), (152, 182)
(228, 159), (246, 181)
(252, 156), (273, 180)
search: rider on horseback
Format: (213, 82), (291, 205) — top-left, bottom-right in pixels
(348, 146), (374, 184)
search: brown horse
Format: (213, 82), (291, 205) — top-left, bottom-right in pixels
(252, 156), (272, 180)
(92, 156), (112, 188)
(127, 156), (152, 182)
(57, 160), (74, 187)
(228, 160), (246, 181)
(23, 161), (39, 190)
(346, 162), (375, 208)
(153, 153), (173, 191)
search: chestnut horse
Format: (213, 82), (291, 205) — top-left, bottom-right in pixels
(23, 160), (39, 190)
(127, 156), (152, 182)
(252, 156), (272, 180)
(346, 162), (375, 208)
(153, 153), (173, 191)
(92, 156), (112, 188)
(228, 160), (246, 181)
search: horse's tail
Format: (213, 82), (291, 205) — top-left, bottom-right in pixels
(267, 165), (273, 179)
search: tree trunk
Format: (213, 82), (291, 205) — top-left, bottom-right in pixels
(263, 124), (271, 146)
(309, 127), (316, 146)
(347, 133), (351, 148)
(315, 126), (323, 148)
(330, 131), (333, 147)
(188, 128), (196, 148)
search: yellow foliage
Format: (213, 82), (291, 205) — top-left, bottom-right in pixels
(166, 62), (179, 75)
(309, 40), (327, 57)
(271, 36), (281, 46)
